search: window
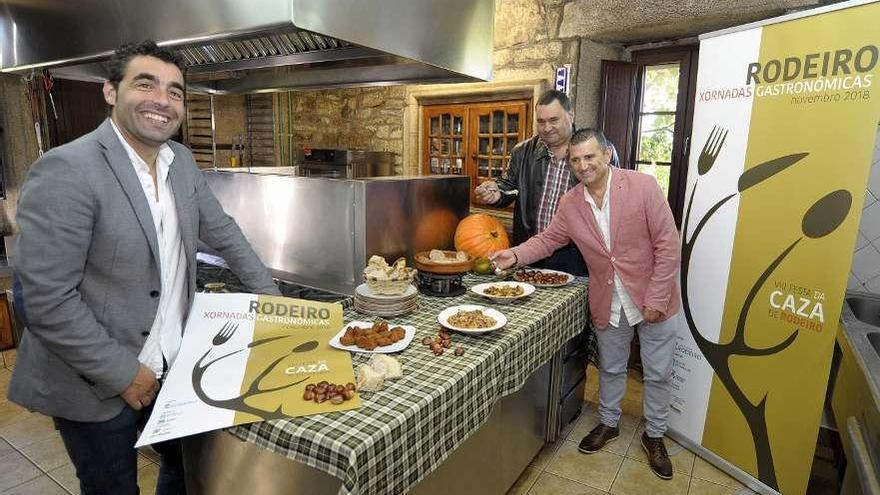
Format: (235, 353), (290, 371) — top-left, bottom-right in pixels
(635, 63), (680, 197)
(599, 46), (699, 227)
(422, 99), (531, 206)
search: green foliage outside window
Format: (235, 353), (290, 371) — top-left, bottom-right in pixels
(637, 64), (679, 196)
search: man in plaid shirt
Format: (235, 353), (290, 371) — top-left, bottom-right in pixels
(476, 90), (619, 275)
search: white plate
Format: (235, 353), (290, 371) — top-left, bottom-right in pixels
(353, 306), (417, 318)
(437, 305), (507, 334)
(353, 301), (418, 317)
(329, 320), (416, 354)
(355, 283), (418, 301)
(471, 281), (535, 301)
(354, 293), (419, 306)
(354, 300), (419, 311)
(512, 268), (575, 287)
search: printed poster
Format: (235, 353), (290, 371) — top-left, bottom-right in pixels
(136, 293), (358, 447)
(668, 1), (880, 494)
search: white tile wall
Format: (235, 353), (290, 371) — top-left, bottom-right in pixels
(859, 201), (880, 241)
(851, 243), (880, 281)
(848, 124), (880, 295)
(865, 274), (880, 293)
(855, 231), (869, 251)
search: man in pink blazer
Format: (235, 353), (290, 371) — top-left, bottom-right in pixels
(493, 128), (681, 480)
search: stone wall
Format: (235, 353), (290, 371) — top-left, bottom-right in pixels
(492, 0), (581, 85)
(559, 0), (821, 43)
(287, 90), (341, 150)
(337, 87), (406, 165)
(278, 86), (407, 171)
(211, 94), (247, 168)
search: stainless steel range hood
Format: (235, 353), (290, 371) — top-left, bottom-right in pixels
(0, 0), (493, 93)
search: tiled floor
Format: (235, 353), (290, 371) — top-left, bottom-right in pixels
(507, 365), (758, 495)
(0, 349), (159, 495)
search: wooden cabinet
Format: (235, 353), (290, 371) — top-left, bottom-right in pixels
(422, 100), (531, 206)
(0, 293), (14, 350)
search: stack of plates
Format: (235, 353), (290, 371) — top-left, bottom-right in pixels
(353, 283), (419, 317)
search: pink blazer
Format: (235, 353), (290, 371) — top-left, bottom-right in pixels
(512, 169), (681, 329)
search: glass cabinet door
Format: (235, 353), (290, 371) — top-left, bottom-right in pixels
(423, 107), (466, 176)
(470, 101), (530, 195)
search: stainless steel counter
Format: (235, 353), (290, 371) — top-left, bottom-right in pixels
(834, 293), (880, 495)
(840, 294), (880, 406)
(203, 171), (470, 295)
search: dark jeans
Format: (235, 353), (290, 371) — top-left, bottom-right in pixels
(54, 406), (186, 495)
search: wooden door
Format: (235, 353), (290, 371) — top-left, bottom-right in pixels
(0, 293), (14, 350)
(44, 79), (108, 148)
(599, 61), (638, 169)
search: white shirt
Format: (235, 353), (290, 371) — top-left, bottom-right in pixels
(111, 120), (189, 377)
(583, 169), (643, 327)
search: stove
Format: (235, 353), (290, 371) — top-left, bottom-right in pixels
(196, 258), (351, 309)
(415, 271), (466, 297)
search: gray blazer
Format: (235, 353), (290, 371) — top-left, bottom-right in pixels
(8, 119), (280, 422)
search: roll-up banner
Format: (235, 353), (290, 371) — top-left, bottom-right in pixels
(668, 1), (880, 493)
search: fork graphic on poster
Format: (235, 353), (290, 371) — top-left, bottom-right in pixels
(191, 320), (320, 420)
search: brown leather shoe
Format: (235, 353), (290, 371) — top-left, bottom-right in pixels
(578, 423), (619, 454)
(641, 432), (673, 479)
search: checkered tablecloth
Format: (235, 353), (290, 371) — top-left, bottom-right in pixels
(229, 274), (593, 495)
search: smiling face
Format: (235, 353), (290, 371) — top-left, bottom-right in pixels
(103, 55), (184, 157)
(535, 99), (573, 148)
(570, 137), (612, 188)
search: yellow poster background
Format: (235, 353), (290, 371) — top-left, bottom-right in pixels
(701, 3), (880, 494)
(229, 296), (359, 423)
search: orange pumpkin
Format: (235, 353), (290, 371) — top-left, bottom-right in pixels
(412, 209), (459, 252)
(454, 214), (510, 258)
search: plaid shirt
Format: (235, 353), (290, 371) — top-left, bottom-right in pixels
(535, 143), (577, 232)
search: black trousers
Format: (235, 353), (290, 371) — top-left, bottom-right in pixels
(54, 406), (186, 495)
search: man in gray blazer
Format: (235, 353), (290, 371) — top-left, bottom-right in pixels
(8, 41), (280, 495)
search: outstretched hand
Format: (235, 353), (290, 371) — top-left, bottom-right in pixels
(490, 250), (517, 270)
(474, 181), (501, 204)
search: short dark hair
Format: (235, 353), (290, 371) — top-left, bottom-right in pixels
(537, 89), (571, 113)
(570, 128), (610, 151)
(106, 40), (186, 89)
